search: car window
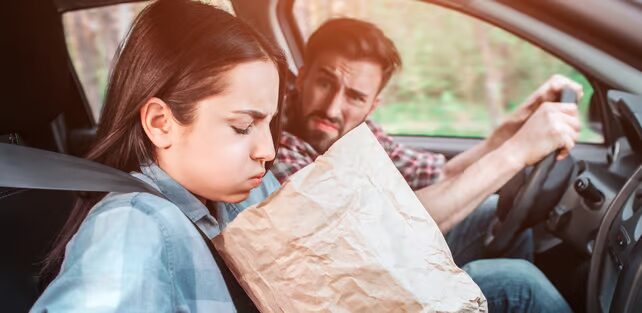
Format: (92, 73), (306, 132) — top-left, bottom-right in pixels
(62, 0), (235, 122)
(293, 0), (602, 143)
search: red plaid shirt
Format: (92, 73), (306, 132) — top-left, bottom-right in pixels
(271, 120), (446, 190)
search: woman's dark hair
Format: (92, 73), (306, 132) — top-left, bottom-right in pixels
(40, 0), (287, 286)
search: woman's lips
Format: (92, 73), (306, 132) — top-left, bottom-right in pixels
(248, 172), (265, 188)
(248, 177), (262, 188)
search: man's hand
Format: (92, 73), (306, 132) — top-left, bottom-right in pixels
(504, 101), (581, 166)
(420, 75), (581, 231)
(488, 74), (583, 149)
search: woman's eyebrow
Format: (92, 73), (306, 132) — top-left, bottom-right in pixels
(232, 109), (268, 119)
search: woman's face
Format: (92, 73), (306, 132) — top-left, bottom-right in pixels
(156, 60), (280, 203)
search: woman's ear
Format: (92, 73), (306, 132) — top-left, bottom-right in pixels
(140, 97), (174, 149)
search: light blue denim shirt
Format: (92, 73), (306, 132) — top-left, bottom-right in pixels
(31, 163), (280, 312)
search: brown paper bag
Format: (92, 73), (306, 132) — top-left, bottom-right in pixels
(214, 123), (487, 312)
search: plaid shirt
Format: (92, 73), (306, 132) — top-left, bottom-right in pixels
(272, 120), (446, 190)
(32, 163), (280, 313)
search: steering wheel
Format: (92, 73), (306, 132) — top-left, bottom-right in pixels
(483, 88), (578, 256)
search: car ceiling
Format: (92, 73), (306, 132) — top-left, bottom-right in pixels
(494, 0), (642, 71)
(53, 0), (148, 12)
(50, 0), (642, 64)
(45, 0), (642, 94)
(50, 0), (642, 70)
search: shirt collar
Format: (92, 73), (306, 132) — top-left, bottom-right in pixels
(281, 131), (320, 159)
(136, 163), (222, 238)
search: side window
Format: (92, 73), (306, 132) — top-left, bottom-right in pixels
(62, 0), (235, 122)
(293, 0), (602, 143)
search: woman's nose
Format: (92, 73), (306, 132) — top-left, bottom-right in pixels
(251, 127), (276, 163)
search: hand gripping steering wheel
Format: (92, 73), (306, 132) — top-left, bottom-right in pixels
(484, 88), (578, 256)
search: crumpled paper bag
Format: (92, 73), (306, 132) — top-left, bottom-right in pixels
(214, 123), (487, 312)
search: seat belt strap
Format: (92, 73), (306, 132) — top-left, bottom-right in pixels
(0, 143), (163, 198)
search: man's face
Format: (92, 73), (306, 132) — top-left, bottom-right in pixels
(296, 52), (383, 153)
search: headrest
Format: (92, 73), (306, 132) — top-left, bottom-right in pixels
(2, 0), (87, 134)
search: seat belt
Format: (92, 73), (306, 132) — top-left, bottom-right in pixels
(0, 142), (258, 312)
(196, 225), (259, 313)
(0, 143), (163, 197)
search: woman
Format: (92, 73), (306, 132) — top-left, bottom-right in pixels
(32, 0), (286, 311)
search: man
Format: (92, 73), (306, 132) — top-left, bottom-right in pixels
(271, 18), (580, 312)
(272, 17), (581, 266)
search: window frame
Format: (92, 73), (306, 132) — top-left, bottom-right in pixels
(276, 0), (642, 146)
(60, 0), (236, 123)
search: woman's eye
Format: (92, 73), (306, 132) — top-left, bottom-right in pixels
(232, 124), (252, 135)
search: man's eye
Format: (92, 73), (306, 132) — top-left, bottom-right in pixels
(317, 78), (331, 89)
(349, 94), (366, 103)
(232, 125), (252, 135)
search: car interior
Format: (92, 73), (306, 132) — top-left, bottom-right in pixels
(1, 0), (641, 312)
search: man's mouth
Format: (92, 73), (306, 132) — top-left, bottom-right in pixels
(311, 117), (339, 133)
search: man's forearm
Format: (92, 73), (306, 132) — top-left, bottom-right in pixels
(415, 141), (524, 232)
(440, 138), (495, 181)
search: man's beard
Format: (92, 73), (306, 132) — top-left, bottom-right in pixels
(302, 112), (345, 153)
(305, 128), (338, 153)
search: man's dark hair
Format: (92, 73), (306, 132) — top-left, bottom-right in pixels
(304, 18), (402, 91)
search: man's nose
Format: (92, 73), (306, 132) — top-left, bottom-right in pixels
(323, 91), (344, 120)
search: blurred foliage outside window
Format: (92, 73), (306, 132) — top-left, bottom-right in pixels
(294, 0), (602, 143)
(62, 0), (235, 122)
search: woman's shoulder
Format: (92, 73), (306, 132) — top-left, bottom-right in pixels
(73, 192), (182, 243)
(63, 191), (208, 281)
(89, 191), (183, 222)
(33, 192), (222, 312)
(75, 192), (195, 254)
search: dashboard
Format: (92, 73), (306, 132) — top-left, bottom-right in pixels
(546, 90), (642, 313)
